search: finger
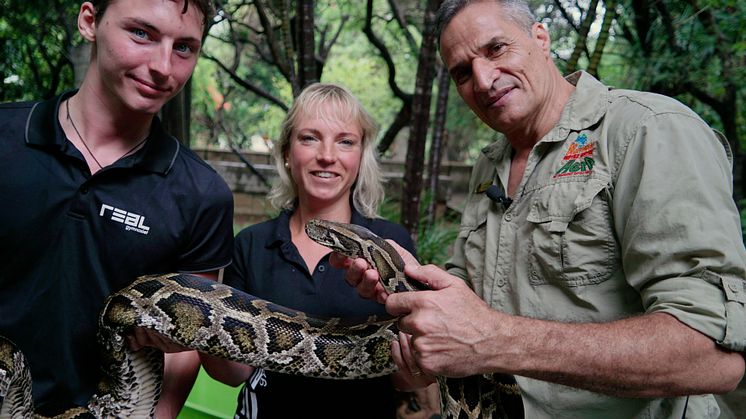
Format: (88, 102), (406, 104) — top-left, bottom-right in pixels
(386, 240), (420, 267)
(128, 327), (150, 351)
(398, 332), (420, 375)
(356, 264), (383, 301)
(404, 264), (458, 291)
(343, 257), (370, 288)
(386, 292), (417, 318)
(329, 252), (352, 269)
(127, 334), (143, 351)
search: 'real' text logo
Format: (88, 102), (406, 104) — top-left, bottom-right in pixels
(99, 204), (150, 235)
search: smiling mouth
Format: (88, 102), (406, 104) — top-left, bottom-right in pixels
(131, 76), (170, 94)
(312, 171), (338, 178)
(484, 86), (514, 107)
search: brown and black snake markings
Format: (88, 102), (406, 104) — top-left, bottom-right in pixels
(0, 220), (522, 418)
(305, 219), (524, 419)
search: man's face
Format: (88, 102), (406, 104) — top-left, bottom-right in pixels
(87, 0), (204, 114)
(439, 1), (553, 134)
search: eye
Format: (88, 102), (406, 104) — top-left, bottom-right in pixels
(174, 43), (194, 56)
(451, 67), (471, 85)
(131, 28), (148, 39)
(487, 42), (505, 57)
(299, 135), (318, 143)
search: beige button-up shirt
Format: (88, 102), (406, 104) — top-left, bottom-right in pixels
(446, 71), (746, 418)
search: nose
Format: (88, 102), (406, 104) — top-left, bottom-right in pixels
(317, 140), (337, 164)
(472, 58), (497, 92)
(149, 44), (172, 78)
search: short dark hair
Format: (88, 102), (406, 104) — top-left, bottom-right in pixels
(90, 0), (216, 37)
(435, 0), (536, 41)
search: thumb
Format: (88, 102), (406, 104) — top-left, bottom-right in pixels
(404, 264), (458, 291)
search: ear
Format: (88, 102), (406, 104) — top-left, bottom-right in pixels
(78, 2), (97, 42)
(531, 22), (551, 57)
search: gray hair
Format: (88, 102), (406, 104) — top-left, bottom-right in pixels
(436, 0), (536, 40)
(268, 83), (384, 218)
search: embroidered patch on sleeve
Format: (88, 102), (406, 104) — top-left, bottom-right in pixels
(553, 133), (595, 178)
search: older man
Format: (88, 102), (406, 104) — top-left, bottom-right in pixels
(336, 0), (746, 417)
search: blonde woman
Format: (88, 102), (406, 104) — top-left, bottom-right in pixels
(201, 83), (416, 418)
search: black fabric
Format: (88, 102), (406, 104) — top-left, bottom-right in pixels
(224, 209), (416, 419)
(0, 92), (234, 416)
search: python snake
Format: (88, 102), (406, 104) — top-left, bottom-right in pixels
(0, 219), (521, 418)
(306, 219), (524, 419)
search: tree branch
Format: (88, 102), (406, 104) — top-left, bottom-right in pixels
(202, 53), (288, 111)
(363, 0), (412, 102)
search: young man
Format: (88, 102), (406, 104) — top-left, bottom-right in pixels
(0, 1), (233, 417)
(337, 0), (746, 417)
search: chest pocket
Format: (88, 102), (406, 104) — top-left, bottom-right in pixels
(526, 177), (618, 287)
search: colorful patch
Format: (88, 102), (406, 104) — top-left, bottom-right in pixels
(553, 133), (595, 178)
(475, 180), (492, 194)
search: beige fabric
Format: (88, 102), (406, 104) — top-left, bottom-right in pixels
(446, 71), (746, 418)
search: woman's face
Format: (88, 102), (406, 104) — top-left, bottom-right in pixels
(286, 104), (363, 210)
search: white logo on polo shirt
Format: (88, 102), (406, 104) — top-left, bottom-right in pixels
(99, 204), (150, 235)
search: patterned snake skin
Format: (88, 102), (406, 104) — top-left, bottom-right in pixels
(305, 219), (524, 419)
(0, 220), (522, 418)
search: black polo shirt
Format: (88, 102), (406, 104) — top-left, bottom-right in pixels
(224, 209), (416, 419)
(0, 91), (234, 416)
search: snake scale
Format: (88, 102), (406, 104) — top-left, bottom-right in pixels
(0, 219), (522, 418)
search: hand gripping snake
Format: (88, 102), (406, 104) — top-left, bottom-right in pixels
(0, 219), (522, 418)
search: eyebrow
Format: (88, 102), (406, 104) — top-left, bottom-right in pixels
(125, 17), (201, 45)
(479, 36), (504, 51)
(297, 128), (361, 138)
(447, 36), (504, 75)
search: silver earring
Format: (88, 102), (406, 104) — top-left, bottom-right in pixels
(284, 161), (289, 168)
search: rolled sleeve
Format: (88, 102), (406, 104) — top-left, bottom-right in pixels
(643, 270), (746, 351)
(613, 109), (746, 352)
(720, 274), (746, 350)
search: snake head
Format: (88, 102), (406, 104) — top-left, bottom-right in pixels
(305, 219), (365, 259)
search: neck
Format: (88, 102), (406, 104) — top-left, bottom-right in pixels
(504, 69), (575, 153)
(73, 79), (154, 147)
(290, 198), (353, 237)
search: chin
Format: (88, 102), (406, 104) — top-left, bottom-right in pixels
(126, 96), (170, 115)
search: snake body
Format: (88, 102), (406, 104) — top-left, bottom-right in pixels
(0, 219), (521, 418)
(305, 219), (524, 419)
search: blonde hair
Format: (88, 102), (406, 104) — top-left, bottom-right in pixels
(268, 83), (384, 218)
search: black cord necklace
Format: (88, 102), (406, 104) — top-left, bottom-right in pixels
(65, 98), (148, 170)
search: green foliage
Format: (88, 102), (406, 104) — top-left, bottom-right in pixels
(190, 57), (290, 149)
(0, 0), (78, 101)
(378, 193), (459, 267)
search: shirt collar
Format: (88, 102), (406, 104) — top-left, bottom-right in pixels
(480, 71), (610, 162)
(266, 206), (371, 248)
(556, 71), (609, 131)
(25, 90), (180, 175)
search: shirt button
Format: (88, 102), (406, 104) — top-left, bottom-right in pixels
(318, 265), (326, 272)
(504, 213), (512, 222)
(497, 278), (506, 287)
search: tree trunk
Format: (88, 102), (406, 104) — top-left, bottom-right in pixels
(587, 0), (616, 77)
(296, 0), (317, 88)
(400, 0), (442, 237)
(565, 0), (600, 73)
(425, 63), (450, 227)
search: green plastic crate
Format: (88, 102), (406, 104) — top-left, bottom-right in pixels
(178, 368), (240, 419)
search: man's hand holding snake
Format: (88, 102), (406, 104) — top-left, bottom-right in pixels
(332, 242), (507, 379)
